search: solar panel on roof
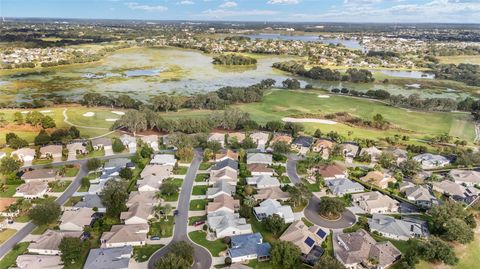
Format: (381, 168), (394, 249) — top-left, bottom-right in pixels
(316, 228), (327, 238)
(304, 237), (315, 247)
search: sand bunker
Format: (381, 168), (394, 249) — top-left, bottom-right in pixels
(317, 95), (330, 98)
(282, 117), (337, 125)
(40, 110), (52, 113)
(83, 112), (95, 117)
(105, 118), (119, 122)
(111, 111), (125, 116)
(20, 111), (30, 114)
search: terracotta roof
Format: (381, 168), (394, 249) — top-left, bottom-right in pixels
(215, 150), (239, 161)
(310, 164), (345, 178)
(313, 139), (334, 149)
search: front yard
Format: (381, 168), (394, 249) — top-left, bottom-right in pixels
(195, 173), (209, 182)
(188, 231), (227, 257)
(189, 199), (208, 211)
(0, 228), (16, 244)
(48, 180), (71, 192)
(149, 216), (174, 238)
(133, 244), (164, 262)
(192, 185), (208, 195)
(0, 242), (29, 269)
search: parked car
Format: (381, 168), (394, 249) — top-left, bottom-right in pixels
(173, 210), (179, 216)
(151, 236), (160, 240)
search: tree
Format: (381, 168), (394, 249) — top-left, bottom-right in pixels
(100, 180), (128, 217)
(287, 183), (312, 207)
(399, 159), (421, 177)
(155, 252), (190, 269)
(0, 156), (21, 175)
(86, 158), (102, 171)
(265, 120), (284, 132)
(314, 255), (346, 269)
(443, 218), (474, 244)
(429, 201), (473, 242)
(59, 237), (83, 264)
(119, 167), (133, 180)
(6, 133), (28, 149)
(176, 147), (194, 162)
(318, 197), (345, 219)
(265, 214), (285, 236)
(159, 179), (180, 197)
(28, 200), (61, 225)
(272, 141), (290, 154)
(34, 129), (51, 146)
(117, 110), (148, 136)
(112, 138), (126, 153)
(171, 241), (195, 264)
(13, 112), (24, 125)
(270, 241), (301, 269)
(284, 122), (304, 136)
(418, 237), (458, 265)
(41, 116), (56, 128)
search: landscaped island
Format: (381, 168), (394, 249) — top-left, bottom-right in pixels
(212, 54), (258, 65)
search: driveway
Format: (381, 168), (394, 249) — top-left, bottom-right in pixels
(148, 151), (212, 269)
(287, 155), (356, 230)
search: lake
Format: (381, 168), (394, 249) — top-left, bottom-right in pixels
(378, 70), (435, 79)
(0, 47), (470, 103)
(244, 33), (364, 50)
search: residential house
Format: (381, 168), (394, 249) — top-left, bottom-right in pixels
(104, 158), (132, 171)
(270, 133), (292, 146)
(207, 194), (240, 214)
(335, 229), (401, 269)
(340, 142), (359, 158)
(449, 169), (480, 187)
(0, 198), (18, 218)
(279, 220), (328, 255)
(413, 153), (450, 169)
(14, 182), (48, 199)
(73, 194), (106, 213)
(253, 199), (295, 223)
(215, 150), (239, 162)
(326, 178), (365, 196)
(432, 180), (479, 204)
(308, 163), (347, 182)
(246, 153), (273, 166)
(368, 214), (428, 241)
(126, 191), (157, 207)
(59, 208), (95, 231)
(247, 164), (274, 176)
(351, 191), (399, 214)
(210, 168), (238, 185)
(139, 164), (172, 179)
(211, 159), (239, 173)
(292, 136), (314, 155)
(386, 148), (408, 165)
(91, 137), (113, 152)
(253, 187), (290, 201)
(100, 224), (149, 248)
(312, 139), (334, 159)
(140, 135), (159, 151)
(360, 170), (396, 189)
(229, 132), (246, 143)
(39, 145), (63, 162)
(249, 132), (269, 151)
(84, 246), (132, 269)
(227, 233), (271, 263)
(246, 175), (280, 189)
(150, 154), (176, 166)
(15, 255), (62, 269)
(66, 142), (87, 158)
(400, 183), (437, 208)
(208, 133), (226, 148)
(207, 211), (253, 238)
(207, 179), (236, 199)
(11, 147), (35, 165)
(119, 134), (137, 154)
(21, 169), (57, 183)
(359, 146), (382, 162)
(120, 202), (154, 225)
(28, 230), (82, 255)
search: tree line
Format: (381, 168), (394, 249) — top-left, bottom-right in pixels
(434, 63), (480, 87)
(212, 54), (257, 65)
(272, 61), (375, 83)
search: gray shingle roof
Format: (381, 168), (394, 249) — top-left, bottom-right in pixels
(228, 233), (271, 259)
(84, 246), (132, 269)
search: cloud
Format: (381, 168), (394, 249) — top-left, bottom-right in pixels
(267, 0), (299, 4)
(219, 1), (237, 8)
(201, 8), (278, 18)
(125, 2), (168, 11)
(178, 0), (194, 4)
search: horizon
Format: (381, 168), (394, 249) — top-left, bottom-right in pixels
(1, 0), (480, 24)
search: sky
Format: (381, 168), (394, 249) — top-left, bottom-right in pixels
(1, 0), (479, 23)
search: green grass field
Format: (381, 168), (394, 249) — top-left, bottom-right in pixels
(437, 55), (480, 65)
(188, 231), (227, 257)
(0, 229), (16, 244)
(0, 242), (29, 269)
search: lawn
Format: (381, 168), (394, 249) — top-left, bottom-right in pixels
(195, 173), (209, 182)
(48, 180), (71, 192)
(0, 184), (20, 197)
(192, 185), (208, 195)
(437, 55), (480, 65)
(188, 231), (227, 257)
(301, 179), (321, 192)
(199, 162), (213, 170)
(63, 166), (80, 177)
(149, 216), (174, 238)
(0, 242), (29, 269)
(133, 244), (164, 262)
(189, 199), (208, 211)
(174, 166), (188, 175)
(188, 215), (207, 225)
(159, 192), (179, 202)
(77, 149), (105, 159)
(0, 228), (16, 244)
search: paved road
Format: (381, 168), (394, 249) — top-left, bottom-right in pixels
(286, 155), (356, 230)
(148, 151), (212, 269)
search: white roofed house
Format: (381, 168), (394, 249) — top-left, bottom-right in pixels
(249, 132), (269, 151)
(120, 202), (154, 225)
(368, 214), (429, 241)
(15, 255), (62, 269)
(400, 183), (438, 208)
(246, 153), (273, 166)
(140, 135), (159, 151)
(150, 154), (176, 166)
(59, 208), (95, 231)
(413, 153), (450, 169)
(140, 164), (173, 179)
(137, 175), (162, 192)
(39, 145), (63, 162)
(449, 169), (480, 187)
(351, 191), (399, 214)
(100, 224), (149, 248)
(120, 134), (137, 154)
(359, 146), (382, 163)
(208, 133), (226, 148)
(207, 211), (253, 238)
(11, 147), (36, 166)
(246, 174), (280, 189)
(326, 178), (365, 196)
(253, 199), (295, 223)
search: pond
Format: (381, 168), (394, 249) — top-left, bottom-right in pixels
(244, 33), (364, 50)
(0, 47), (472, 103)
(377, 70), (435, 79)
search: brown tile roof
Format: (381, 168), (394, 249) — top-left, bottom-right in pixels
(310, 164), (346, 178)
(215, 150), (239, 161)
(247, 163), (274, 173)
(270, 134), (293, 144)
(313, 139), (334, 149)
(206, 194), (240, 213)
(254, 187), (290, 201)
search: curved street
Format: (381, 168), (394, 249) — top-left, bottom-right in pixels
(286, 155), (356, 230)
(148, 151), (212, 269)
